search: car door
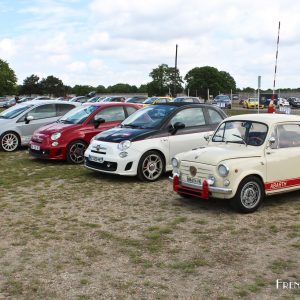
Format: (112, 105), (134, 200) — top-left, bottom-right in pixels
(84, 106), (127, 141)
(265, 123), (300, 192)
(167, 107), (211, 168)
(16, 104), (58, 144)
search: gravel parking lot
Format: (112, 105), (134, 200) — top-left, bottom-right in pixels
(0, 150), (299, 299)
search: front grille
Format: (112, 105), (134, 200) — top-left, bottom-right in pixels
(85, 158), (117, 171)
(29, 148), (50, 157)
(31, 138), (43, 144)
(180, 162), (213, 178)
(91, 150), (106, 155)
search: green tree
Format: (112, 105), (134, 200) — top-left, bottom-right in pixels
(39, 76), (65, 97)
(20, 74), (40, 95)
(72, 85), (95, 96)
(138, 84), (148, 94)
(96, 85), (106, 93)
(0, 59), (17, 96)
(184, 66), (236, 98)
(148, 64), (183, 96)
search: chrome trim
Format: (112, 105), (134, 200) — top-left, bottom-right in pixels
(170, 177), (232, 194)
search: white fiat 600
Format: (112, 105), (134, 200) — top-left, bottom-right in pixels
(171, 113), (300, 213)
(84, 103), (227, 181)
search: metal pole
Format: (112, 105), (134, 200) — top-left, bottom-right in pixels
(272, 21), (280, 101)
(173, 44), (178, 97)
(258, 76), (261, 114)
(207, 88), (209, 102)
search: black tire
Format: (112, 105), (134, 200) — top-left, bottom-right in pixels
(137, 150), (164, 182)
(230, 176), (264, 213)
(67, 140), (87, 164)
(0, 131), (20, 152)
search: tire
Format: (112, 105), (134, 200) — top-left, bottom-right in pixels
(137, 150), (164, 182)
(0, 131), (20, 152)
(230, 176), (264, 213)
(67, 140), (87, 164)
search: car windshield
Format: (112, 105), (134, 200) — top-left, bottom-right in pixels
(212, 120), (268, 146)
(173, 97), (185, 102)
(58, 105), (98, 124)
(249, 98), (258, 102)
(87, 96), (100, 102)
(121, 105), (176, 129)
(0, 104), (33, 119)
(143, 97), (157, 104)
(215, 96), (229, 102)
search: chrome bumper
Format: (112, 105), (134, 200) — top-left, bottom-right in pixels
(169, 176), (232, 194)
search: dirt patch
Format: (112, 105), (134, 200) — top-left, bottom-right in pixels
(0, 151), (299, 299)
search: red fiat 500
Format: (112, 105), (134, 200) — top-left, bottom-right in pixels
(29, 102), (140, 163)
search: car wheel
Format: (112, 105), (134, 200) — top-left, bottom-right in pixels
(230, 176), (264, 213)
(67, 140), (87, 164)
(0, 131), (20, 152)
(137, 150), (164, 182)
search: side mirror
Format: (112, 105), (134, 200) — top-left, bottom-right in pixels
(268, 137), (276, 146)
(93, 117), (105, 128)
(25, 115), (34, 124)
(169, 122), (185, 135)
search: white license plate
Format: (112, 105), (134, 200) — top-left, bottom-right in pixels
(185, 177), (201, 185)
(31, 144), (40, 151)
(89, 155), (104, 163)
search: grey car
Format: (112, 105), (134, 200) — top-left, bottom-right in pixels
(0, 100), (79, 152)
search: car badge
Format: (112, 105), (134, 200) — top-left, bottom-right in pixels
(195, 155), (199, 159)
(190, 166), (197, 177)
(96, 145), (101, 151)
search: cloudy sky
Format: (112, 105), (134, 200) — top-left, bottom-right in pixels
(0, 0), (298, 90)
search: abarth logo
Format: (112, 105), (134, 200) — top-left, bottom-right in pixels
(94, 144), (106, 151)
(270, 181), (287, 190)
(189, 166), (197, 177)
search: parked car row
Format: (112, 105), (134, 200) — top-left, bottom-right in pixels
(2, 99), (300, 213)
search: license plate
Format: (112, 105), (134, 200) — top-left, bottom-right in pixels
(31, 144), (40, 151)
(89, 155), (103, 163)
(186, 177), (201, 185)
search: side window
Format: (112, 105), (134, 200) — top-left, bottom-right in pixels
(208, 108), (223, 124)
(276, 124), (300, 148)
(56, 104), (75, 116)
(156, 98), (167, 103)
(170, 108), (205, 127)
(94, 106), (125, 122)
(26, 104), (56, 120)
(125, 106), (138, 116)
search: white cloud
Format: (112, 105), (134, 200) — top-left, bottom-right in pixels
(0, 38), (17, 59)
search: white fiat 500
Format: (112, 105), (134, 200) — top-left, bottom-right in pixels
(84, 103), (227, 181)
(171, 113), (300, 213)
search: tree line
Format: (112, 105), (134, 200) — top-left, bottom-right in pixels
(1, 58), (299, 98)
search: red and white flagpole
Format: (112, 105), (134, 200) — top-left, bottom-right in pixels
(272, 21), (281, 100)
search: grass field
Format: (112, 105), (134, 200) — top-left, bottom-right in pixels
(0, 150), (300, 299)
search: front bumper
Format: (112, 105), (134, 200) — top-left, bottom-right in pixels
(29, 141), (66, 160)
(171, 175), (232, 199)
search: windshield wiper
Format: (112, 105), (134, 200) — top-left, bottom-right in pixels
(231, 134), (247, 146)
(122, 124), (141, 128)
(59, 120), (73, 124)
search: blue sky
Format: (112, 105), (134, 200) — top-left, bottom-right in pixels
(0, 0), (299, 90)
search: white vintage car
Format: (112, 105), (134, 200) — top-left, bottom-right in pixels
(171, 113), (300, 213)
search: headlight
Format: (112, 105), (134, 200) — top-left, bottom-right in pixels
(118, 140), (131, 151)
(51, 132), (61, 141)
(171, 157), (180, 168)
(218, 164), (229, 177)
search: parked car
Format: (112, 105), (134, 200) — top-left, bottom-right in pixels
(84, 103), (227, 181)
(33, 96), (51, 101)
(212, 95), (231, 109)
(243, 98), (264, 109)
(126, 96), (148, 103)
(287, 97), (300, 108)
(87, 96), (104, 103)
(102, 96), (126, 103)
(171, 113), (300, 213)
(69, 96), (89, 103)
(277, 98), (290, 107)
(172, 96), (204, 103)
(0, 100), (79, 152)
(143, 96), (172, 106)
(18, 96), (35, 103)
(0, 98), (16, 108)
(29, 102), (140, 164)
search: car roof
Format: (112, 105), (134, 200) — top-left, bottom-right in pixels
(16, 100), (80, 106)
(225, 113), (300, 125)
(82, 102), (137, 107)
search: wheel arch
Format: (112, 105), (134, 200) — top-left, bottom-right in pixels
(143, 148), (167, 172)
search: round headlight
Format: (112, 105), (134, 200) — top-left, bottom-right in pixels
(118, 140), (131, 151)
(218, 164), (229, 177)
(171, 157), (180, 168)
(51, 132), (61, 141)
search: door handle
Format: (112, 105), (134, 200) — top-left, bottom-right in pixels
(161, 138), (168, 142)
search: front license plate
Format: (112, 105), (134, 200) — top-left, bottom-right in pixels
(31, 144), (40, 151)
(89, 155), (104, 163)
(186, 177), (201, 185)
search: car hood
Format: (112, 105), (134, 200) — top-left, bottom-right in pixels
(34, 122), (78, 135)
(95, 127), (157, 143)
(178, 144), (263, 166)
